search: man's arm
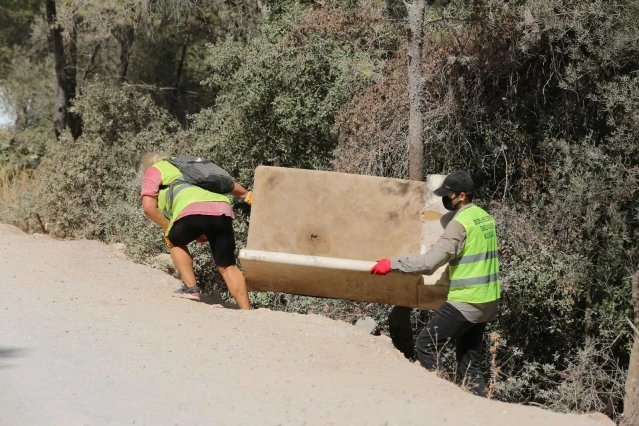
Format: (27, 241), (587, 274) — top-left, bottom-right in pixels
(391, 220), (466, 275)
(141, 166), (170, 230)
(142, 195), (170, 231)
(230, 182), (248, 198)
(230, 182), (253, 204)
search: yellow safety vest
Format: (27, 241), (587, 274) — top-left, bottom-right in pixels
(153, 160), (231, 235)
(447, 205), (501, 303)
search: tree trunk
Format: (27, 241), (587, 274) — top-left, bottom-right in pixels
(117, 26), (135, 86)
(405, 0), (426, 181)
(175, 20), (192, 87)
(82, 42), (102, 84)
(622, 268), (639, 426)
(46, 0), (82, 140)
(172, 20), (192, 128)
(66, 6), (82, 139)
(388, 1), (427, 358)
(46, 0), (67, 139)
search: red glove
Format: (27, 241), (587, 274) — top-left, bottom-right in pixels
(370, 259), (392, 275)
(195, 234), (208, 243)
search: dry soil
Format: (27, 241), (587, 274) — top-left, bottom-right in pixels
(0, 224), (613, 426)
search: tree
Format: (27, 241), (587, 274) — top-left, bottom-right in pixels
(0, 0), (42, 77)
(622, 267), (639, 426)
(46, 0), (82, 139)
(405, 0), (426, 181)
(388, 0), (427, 359)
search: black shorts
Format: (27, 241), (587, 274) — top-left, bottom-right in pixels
(167, 215), (237, 267)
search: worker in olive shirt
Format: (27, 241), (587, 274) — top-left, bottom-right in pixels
(370, 171), (500, 397)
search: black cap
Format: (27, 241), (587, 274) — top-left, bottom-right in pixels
(433, 171), (474, 196)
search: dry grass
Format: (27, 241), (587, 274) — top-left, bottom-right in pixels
(487, 331), (503, 399)
(0, 166), (44, 233)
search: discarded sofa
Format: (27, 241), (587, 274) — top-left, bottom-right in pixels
(238, 166), (451, 310)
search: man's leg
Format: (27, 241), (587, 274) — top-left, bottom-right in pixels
(217, 265), (250, 310)
(416, 302), (473, 372)
(169, 244), (197, 288)
(456, 322), (487, 397)
(207, 215), (251, 310)
(166, 216), (203, 301)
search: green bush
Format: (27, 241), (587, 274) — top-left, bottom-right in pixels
(190, 6), (400, 183)
(34, 82), (180, 241)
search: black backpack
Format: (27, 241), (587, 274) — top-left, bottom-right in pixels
(167, 156), (235, 194)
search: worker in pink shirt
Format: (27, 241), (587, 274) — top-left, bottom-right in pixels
(140, 153), (252, 309)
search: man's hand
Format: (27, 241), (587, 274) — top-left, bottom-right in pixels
(370, 259), (392, 275)
(243, 191), (253, 205)
(142, 195), (170, 230)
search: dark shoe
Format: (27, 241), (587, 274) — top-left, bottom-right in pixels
(173, 285), (201, 301)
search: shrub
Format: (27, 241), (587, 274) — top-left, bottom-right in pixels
(190, 5), (400, 184)
(493, 342), (626, 418)
(34, 81), (181, 240)
(331, 0), (638, 416)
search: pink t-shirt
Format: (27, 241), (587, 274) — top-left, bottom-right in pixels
(141, 166), (234, 220)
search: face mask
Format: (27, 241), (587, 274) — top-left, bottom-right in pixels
(442, 194), (460, 211)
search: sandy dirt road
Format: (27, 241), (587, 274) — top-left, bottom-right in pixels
(0, 225), (611, 425)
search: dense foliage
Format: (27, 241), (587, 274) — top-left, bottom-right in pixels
(1, 0), (637, 420)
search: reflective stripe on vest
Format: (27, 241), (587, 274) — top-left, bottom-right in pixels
(448, 249), (499, 266)
(447, 205), (501, 304)
(153, 160), (231, 235)
(162, 177), (190, 219)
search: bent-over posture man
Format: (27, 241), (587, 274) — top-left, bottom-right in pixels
(140, 153), (251, 309)
(370, 171), (500, 396)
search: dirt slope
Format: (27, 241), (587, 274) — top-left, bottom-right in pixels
(0, 225), (612, 425)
